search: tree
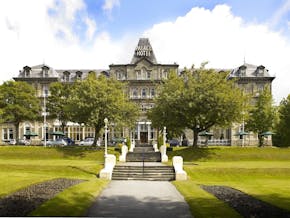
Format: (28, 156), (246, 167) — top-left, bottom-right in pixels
(246, 86), (276, 147)
(0, 81), (41, 142)
(273, 94), (290, 147)
(149, 65), (246, 147)
(68, 74), (139, 146)
(46, 82), (71, 131)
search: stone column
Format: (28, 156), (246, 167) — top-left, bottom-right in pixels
(147, 123), (151, 143)
(137, 123), (140, 141)
(53, 127), (56, 140)
(67, 126), (70, 138)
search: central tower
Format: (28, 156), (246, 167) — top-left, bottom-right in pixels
(109, 38), (178, 144)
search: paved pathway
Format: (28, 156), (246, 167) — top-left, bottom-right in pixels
(86, 180), (193, 218)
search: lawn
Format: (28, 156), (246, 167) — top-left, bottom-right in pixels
(0, 146), (118, 216)
(168, 146), (290, 218)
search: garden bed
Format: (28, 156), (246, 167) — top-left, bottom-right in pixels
(0, 178), (85, 216)
(201, 185), (290, 218)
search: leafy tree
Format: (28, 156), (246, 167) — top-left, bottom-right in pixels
(46, 82), (71, 131)
(273, 94), (290, 147)
(246, 86), (276, 147)
(149, 65), (246, 147)
(0, 81), (41, 142)
(68, 74), (139, 146)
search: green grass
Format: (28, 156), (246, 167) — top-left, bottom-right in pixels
(169, 146), (290, 218)
(0, 146), (118, 216)
(30, 179), (108, 216)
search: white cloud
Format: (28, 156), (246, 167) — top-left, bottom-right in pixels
(102, 0), (120, 16)
(143, 5), (290, 103)
(0, 2), (289, 104)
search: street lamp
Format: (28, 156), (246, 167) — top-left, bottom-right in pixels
(104, 118), (108, 157)
(43, 91), (47, 147)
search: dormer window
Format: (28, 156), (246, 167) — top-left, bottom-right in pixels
(42, 65), (49, 78)
(117, 71), (126, 80)
(23, 66), (31, 77)
(76, 71), (82, 80)
(257, 65), (265, 76)
(63, 71), (70, 82)
(238, 65), (247, 76)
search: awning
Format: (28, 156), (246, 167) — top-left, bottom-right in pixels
(235, 131), (249, 136)
(23, 131), (38, 137)
(260, 131), (274, 136)
(199, 131), (214, 136)
(50, 131), (65, 136)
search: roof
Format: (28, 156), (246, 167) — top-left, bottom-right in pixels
(228, 63), (274, 79)
(131, 38), (157, 64)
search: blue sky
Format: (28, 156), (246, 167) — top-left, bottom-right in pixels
(1, 0), (290, 102)
(82, 0), (290, 38)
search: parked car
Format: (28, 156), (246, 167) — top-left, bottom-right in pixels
(169, 138), (180, 146)
(110, 137), (126, 146)
(18, 139), (30, 145)
(44, 138), (67, 147)
(8, 139), (16, 145)
(79, 137), (95, 146)
(63, 137), (75, 146)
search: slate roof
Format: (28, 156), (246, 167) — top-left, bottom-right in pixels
(130, 38), (157, 65)
(228, 63), (274, 78)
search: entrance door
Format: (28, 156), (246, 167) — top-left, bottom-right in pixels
(140, 132), (148, 143)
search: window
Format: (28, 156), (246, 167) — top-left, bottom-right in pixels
(136, 71), (142, 80)
(147, 71), (151, 79)
(63, 71), (70, 82)
(2, 128), (13, 140)
(150, 88), (155, 98)
(3, 128), (8, 140)
(142, 88), (147, 98)
(76, 71), (82, 80)
(117, 71), (126, 80)
(133, 88), (138, 98)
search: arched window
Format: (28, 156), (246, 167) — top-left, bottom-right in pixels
(76, 71), (83, 80)
(63, 71), (70, 82)
(151, 88), (155, 97)
(133, 88), (138, 98)
(142, 88), (147, 98)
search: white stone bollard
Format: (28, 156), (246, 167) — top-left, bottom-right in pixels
(119, 145), (128, 162)
(129, 139), (135, 152)
(160, 145), (168, 162)
(153, 142), (159, 152)
(173, 156), (187, 181)
(100, 154), (116, 180)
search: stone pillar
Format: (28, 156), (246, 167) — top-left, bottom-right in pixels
(173, 156), (187, 180)
(67, 126), (70, 138)
(137, 123), (140, 141)
(53, 127), (56, 140)
(147, 123), (151, 143)
(82, 126), (85, 140)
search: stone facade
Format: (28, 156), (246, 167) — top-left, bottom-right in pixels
(0, 38), (275, 146)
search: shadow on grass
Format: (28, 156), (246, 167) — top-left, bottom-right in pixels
(167, 147), (223, 162)
(53, 146), (105, 159)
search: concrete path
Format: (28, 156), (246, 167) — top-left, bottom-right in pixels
(86, 180), (193, 218)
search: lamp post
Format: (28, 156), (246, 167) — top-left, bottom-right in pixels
(43, 91), (47, 147)
(104, 118), (108, 157)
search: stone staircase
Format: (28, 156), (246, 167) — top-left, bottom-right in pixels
(112, 164), (175, 181)
(112, 143), (175, 181)
(126, 143), (161, 162)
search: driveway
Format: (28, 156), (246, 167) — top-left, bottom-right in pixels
(86, 180), (193, 218)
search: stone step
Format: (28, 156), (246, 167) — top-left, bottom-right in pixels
(111, 177), (175, 181)
(133, 147), (154, 153)
(112, 165), (175, 181)
(135, 143), (153, 148)
(126, 152), (161, 162)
